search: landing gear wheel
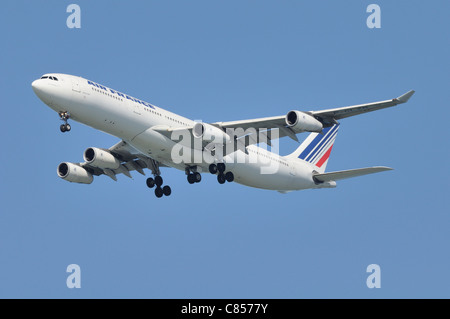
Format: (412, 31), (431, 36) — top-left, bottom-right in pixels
(162, 185), (171, 196)
(59, 112), (71, 133)
(217, 163), (226, 173)
(155, 187), (163, 198)
(193, 172), (201, 183)
(154, 175), (163, 187)
(146, 177), (155, 188)
(217, 173), (226, 184)
(225, 171), (234, 182)
(187, 174), (196, 184)
(209, 164), (218, 174)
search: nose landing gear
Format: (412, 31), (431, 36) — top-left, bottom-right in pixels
(59, 112), (71, 132)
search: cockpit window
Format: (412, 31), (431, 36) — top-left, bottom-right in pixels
(41, 76), (58, 81)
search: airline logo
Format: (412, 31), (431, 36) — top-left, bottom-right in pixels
(298, 124), (339, 168)
(87, 80), (155, 109)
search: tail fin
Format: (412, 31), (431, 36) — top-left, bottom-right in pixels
(287, 123), (340, 173)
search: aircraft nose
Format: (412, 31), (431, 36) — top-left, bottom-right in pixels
(31, 78), (53, 104)
(31, 79), (43, 94)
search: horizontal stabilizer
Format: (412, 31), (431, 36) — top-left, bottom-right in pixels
(313, 166), (393, 183)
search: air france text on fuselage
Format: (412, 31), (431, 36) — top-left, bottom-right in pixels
(87, 80), (155, 110)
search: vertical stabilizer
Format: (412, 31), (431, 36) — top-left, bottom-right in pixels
(287, 124), (339, 173)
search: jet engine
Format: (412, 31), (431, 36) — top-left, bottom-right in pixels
(57, 162), (93, 184)
(192, 122), (232, 143)
(83, 147), (121, 170)
(285, 110), (323, 133)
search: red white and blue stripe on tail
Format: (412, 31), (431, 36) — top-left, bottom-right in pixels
(290, 124), (340, 172)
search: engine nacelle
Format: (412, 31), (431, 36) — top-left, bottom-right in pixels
(57, 162), (93, 184)
(83, 147), (120, 169)
(192, 122), (232, 143)
(285, 110), (323, 133)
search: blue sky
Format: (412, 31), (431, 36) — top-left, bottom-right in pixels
(0, 0), (449, 298)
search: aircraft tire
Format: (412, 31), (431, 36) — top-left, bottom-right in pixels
(155, 187), (163, 198)
(163, 185), (171, 196)
(217, 173), (226, 184)
(225, 172), (234, 182)
(146, 177), (155, 188)
(155, 175), (163, 187)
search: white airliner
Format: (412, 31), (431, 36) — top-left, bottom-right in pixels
(31, 73), (414, 197)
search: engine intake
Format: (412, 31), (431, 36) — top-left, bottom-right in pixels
(192, 122), (231, 143)
(285, 110), (323, 133)
(84, 147), (120, 169)
(57, 162), (93, 184)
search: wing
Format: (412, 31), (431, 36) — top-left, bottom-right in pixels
(310, 90), (415, 123)
(80, 140), (165, 181)
(211, 90), (415, 140)
(150, 90), (415, 154)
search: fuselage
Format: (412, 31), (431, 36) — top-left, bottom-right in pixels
(32, 73), (329, 192)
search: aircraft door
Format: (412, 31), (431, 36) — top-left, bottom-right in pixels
(289, 162), (296, 176)
(128, 99), (141, 115)
(72, 78), (81, 93)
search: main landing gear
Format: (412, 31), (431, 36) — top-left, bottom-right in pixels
(186, 167), (202, 184)
(59, 111), (71, 133)
(146, 175), (171, 198)
(209, 163), (234, 184)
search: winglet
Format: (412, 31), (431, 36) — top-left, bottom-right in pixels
(396, 90), (415, 104)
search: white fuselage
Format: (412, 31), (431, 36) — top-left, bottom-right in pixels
(32, 73), (331, 192)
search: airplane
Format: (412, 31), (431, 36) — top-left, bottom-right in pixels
(31, 73), (414, 197)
